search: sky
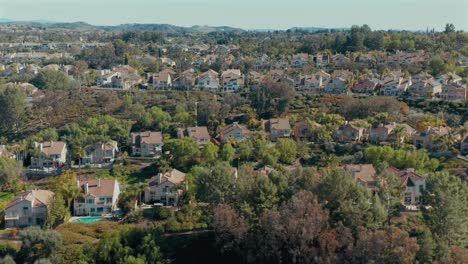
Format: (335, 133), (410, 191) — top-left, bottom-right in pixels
(0, 0), (467, 31)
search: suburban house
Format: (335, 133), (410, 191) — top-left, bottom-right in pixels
(219, 122), (252, 143)
(255, 54), (270, 70)
(352, 78), (379, 94)
(197, 69), (220, 92)
(222, 69), (244, 92)
(368, 123), (397, 143)
(73, 179), (120, 216)
(313, 53), (330, 67)
(342, 164), (377, 190)
(414, 126), (450, 149)
(4, 190), (54, 228)
(130, 131), (164, 157)
(408, 79), (441, 98)
(291, 53), (309, 68)
(82, 140), (119, 165)
(144, 169), (186, 206)
(436, 72), (462, 85)
(440, 84), (467, 102)
(266, 118), (291, 141)
(334, 123), (366, 143)
(388, 167), (426, 208)
(178, 126), (211, 147)
(173, 69), (196, 91)
(293, 120), (322, 141)
(299, 74), (323, 94)
(380, 76), (412, 96)
(30, 141), (67, 171)
(324, 76), (347, 94)
(148, 69), (174, 90)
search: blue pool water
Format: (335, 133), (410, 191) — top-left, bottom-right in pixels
(73, 217), (103, 223)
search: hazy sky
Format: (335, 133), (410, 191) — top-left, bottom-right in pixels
(0, 0), (467, 31)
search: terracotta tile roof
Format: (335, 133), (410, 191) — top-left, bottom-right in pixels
(187, 126), (210, 140)
(148, 169), (186, 186)
(6, 190), (54, 209)
(220, 122), (251, 136)
(80, 179), (118, 198)
(39, 141), (66, 156)
(343, 164), (377, 183)
(131, 131), (163, 146)
(269, 118), (291, 130)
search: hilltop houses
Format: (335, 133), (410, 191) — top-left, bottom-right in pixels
(4, 190), (55, 228)
(30, 141), (67, 172)
(73, 179), (120, 216)
(144, 169), (186, 206)
(131, 131), (164, 158)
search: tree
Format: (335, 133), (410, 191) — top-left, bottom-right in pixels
(31, 69), (71, 91)
(428, 56), (447, 76)
(201, 142), (219, 165)
(0, 85), (27, 135)
(213, 204), (250, 254)
(164, 137), (200, 170)
(47, 193), (70, 228)
(353, 226), (419, 264)
(275, 138), (297, 164)
(444, 23), (456, 33)
(220, 144), (235, 162)
(48, 170), (80, 208)
(250, 81), (294, 117)
(422, 172), (468, 247)
(18, 227), (62, 264)
(0, 157), (23, 193)
(194, 162), (236, 204)
(316, 169), (387, 230)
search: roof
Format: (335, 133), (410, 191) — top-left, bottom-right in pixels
(387, 167), (425, 185)
(269, 118), (291, 130)
(6, 190), (54, 210)
(39, 141), (66, 156)
(221, 122), (251, 136)
(131, 131), (163, 146)
(80, 179), (118, 198)
(187, 126), (210, 139)
(343, 164), (377, 183)
(148, 169), (186, 186)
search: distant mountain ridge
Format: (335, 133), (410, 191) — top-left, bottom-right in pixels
(0, 18), (244, 33)
(0, 18), (348, 33)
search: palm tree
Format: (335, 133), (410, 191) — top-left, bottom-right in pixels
(391, 125), (407, 149)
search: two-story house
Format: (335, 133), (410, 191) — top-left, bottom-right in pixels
(222, 69), (244, 92)
(219, 122), (252, 143)
(4, 190), (54, 228)
(30, 141), (67, 171)
(334, 123), (366, 143)
(266, 118), (291, 142)
(414, 126), (450, 149)
(148, 69), (174, 90)
(73, 179), (120, 216)
(368, 123), (397, 144)
(197, 69), (220, 92)
(388, 167), (426, 208)
(82, 140), (119, 165)
(342, 164), (377, 190)
(180, 126), (211, 147)
(291, 53), (309, 68)
(144, 169), (186, 206)
(440, 84), (467, 102)
(130, 131), (164, 158)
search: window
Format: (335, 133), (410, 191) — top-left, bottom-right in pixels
(87, 198), (94, 204)
(404, 193), (412, 205)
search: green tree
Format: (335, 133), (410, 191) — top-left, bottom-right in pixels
(194, 162), (236, 204)
(201, 142), (219, 165)
(49, 170), (81, 208)
(220, 143), (235, 162)
(47, 193), (70, 228)
(31, 69), (71, 91)
(0, 85), (27, 135)
(0, 157), (23, 193)
(422, 172), (468, 247)
(275, 138), (297, 164)
(428, 57), (447, 76)
(164, 137), (200, 170)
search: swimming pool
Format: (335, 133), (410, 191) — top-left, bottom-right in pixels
(72, 217), (104, 223)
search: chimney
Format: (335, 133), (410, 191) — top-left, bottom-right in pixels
(158, 173), (162, 184)
(76, 180), (80, 187)
(98, 179), (101, 187)
(84, 183), (89, 194)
